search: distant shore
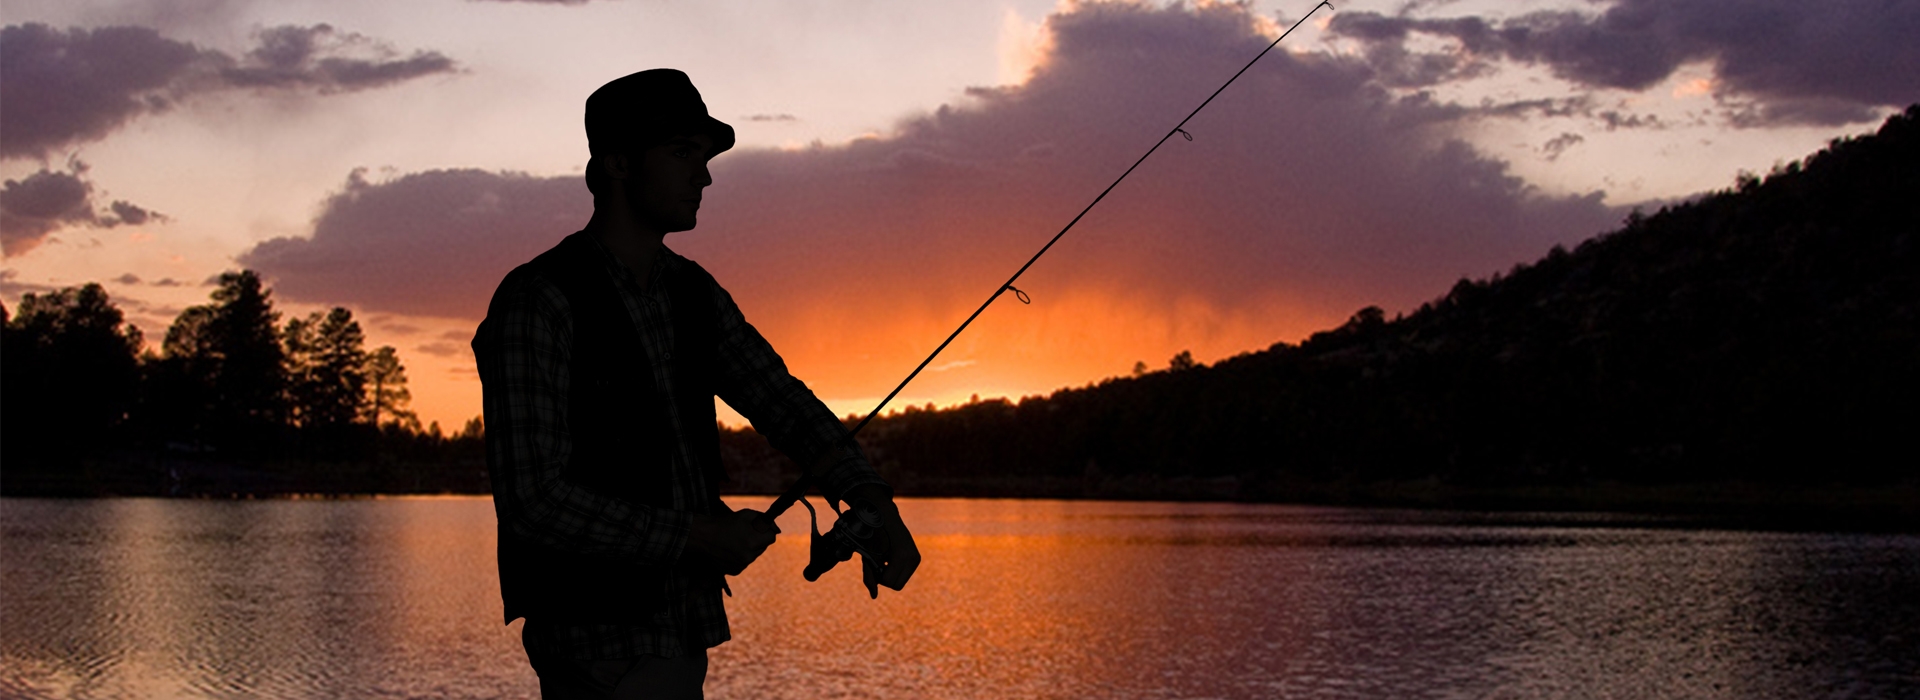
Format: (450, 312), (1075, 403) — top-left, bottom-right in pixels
(7, 461), (1914, 532)
(887, 475), (1920, 532)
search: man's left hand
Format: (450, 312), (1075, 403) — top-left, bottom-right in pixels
(843, 484), (919, 599)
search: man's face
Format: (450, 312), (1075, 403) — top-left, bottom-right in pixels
(624, 133), (714, 234)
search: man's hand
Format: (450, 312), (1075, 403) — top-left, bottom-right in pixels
(843, 484), (920, 598)
(686, 506), (778, 576)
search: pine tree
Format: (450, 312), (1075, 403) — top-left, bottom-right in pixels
(144, 305), (218, 447)
(282, 312), (320, 428)
(206, 271), (287, 445)
(364, 345), (418, 431)
(284, 307), (368, 429)
(144, 271), (287, 453)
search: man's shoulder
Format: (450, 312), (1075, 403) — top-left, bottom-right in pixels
(483, 238), (586, 321)
(490, 260), (568, 307)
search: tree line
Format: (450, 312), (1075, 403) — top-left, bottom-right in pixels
(2, 271), (484, 495)
(725, 106), (1920, 511)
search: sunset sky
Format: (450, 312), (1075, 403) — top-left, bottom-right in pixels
(3, 0), (1914, 431)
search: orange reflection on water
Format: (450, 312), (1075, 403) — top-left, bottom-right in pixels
(711, 497), (1325, 698)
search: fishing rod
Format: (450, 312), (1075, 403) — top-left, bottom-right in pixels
(760, 0), (1335, 537)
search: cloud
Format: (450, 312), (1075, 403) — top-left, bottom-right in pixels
(367, 317), (422, 335)
(217, 24), (458, 92)
(101, 199), (163, 227)
(0, 269), (58, 298)
(243, 1), (1616, 400)
(745, 114), (800, 122)
(0, 164), (165, 257)
(1, 169), (96, 255)
(0, 22), (457, 160)
(239, 168), (587, 319)
(413, 341), (466, 358)
(1540, 132), (1584, 161)
(0, 24), (210, 161)
(1328, 0), (1920, 126)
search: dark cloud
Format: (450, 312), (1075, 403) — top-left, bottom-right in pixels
(239, 168), (587, 319)
(106, 200), (159, 226)
(745, 114), (800, 122)
(114, 273), (143, 285)
(1540, 132), (1584, 161)
(218, 24), (458, 92)
(244, 2), (1616, 395)
(0, 22), (457, 160)
(0, 24), (210, 160)
(1, 169), (96, 255)
(0, 164), (167, 257)
(1328, 0), (1920, 127)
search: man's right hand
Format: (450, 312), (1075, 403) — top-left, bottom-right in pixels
(685, 507), (778, 576)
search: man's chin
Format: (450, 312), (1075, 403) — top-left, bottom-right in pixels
(652, 211), (698, 234)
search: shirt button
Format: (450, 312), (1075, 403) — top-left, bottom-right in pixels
(663, 351), (673, 360)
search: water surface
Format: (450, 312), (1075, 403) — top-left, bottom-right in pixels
(3, 498), (1916, 699)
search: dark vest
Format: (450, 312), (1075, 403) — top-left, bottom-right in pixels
(482, 233), (726, 624)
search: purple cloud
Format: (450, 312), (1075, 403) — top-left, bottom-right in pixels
(239, 168), (587, 319)
(0, 165), (164, 257)
(0, 24), (209, 161)
(0, 22), (457, 160)
(218, 24), (457, 92)
(1328, 0), (1920, 126)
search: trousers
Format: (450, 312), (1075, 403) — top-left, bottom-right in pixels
(522, 626), (710, 700)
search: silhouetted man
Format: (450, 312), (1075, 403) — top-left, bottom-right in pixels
(473, 69), (919, 700)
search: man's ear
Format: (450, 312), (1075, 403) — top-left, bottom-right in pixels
(599, 152), (634, 180)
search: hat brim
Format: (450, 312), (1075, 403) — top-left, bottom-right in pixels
(695, 115), (735, 158)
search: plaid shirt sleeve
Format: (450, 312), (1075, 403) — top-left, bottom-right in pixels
(475, 267), (692, 564)
(703, 274), (890, 503)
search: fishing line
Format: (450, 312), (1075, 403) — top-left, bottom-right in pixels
(764, 0), (1335, 522)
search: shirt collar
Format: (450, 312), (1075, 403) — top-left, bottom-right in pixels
(577, 231), (678, 299)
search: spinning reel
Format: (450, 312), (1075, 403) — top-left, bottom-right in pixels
(796, 496), (891, 598)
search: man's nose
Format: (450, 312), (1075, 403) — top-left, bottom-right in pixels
(693, 160), (713, 187)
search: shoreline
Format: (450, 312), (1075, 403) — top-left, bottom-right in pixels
(6, 471), (1915, 532)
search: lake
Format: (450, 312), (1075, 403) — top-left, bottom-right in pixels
(2, 497), (1916, 699)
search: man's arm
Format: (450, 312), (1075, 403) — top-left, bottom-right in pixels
(703, 278), (919, 591)
(476, 269), (692, 564)
(703, 285), (887, 504)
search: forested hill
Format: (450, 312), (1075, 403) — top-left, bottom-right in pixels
(771, 105), (1918, 503)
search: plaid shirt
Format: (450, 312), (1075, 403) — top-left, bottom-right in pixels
(475, 231), (888, 660)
